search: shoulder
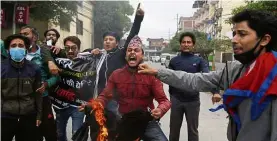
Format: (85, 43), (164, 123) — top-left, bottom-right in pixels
(25, 60), (41, 72)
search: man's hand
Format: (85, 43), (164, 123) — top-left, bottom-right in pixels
(138, 63), (158, 75)
(151, 108), (162, 119)
(48, 61), (60, 75)
(212, 93), (222, 104)
(36, 82), (48, 94)
(51, 46), (61, 55)
(91, 48), (101, 55)
(36, 120), (41, 127)
(136, 8), (144, 16)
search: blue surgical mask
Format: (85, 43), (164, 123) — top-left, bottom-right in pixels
(9, 47), (26, 62)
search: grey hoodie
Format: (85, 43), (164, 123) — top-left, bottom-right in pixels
(156, 61), (277, 141)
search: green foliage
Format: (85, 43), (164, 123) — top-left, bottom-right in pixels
(227, 1), (277, 24)
(168, 31), (232, 59)
(94, 1), (134, 48)
(1, 1), (78, 25)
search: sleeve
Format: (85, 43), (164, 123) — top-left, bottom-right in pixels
(270, 98), (277, 141)
(33, 67), (43, 120)
(46, 75), (59, 88)
(41, 45), (55, 63)
(122, 14), (144, 53)
(156, 68), (225, 93)
(199, 57), (210, 73)
(151, 77), (171, 118)
(96, 72), (116, 107)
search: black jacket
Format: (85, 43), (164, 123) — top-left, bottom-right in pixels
(169, 52), (217, 102)
(1, 59), (42, 120)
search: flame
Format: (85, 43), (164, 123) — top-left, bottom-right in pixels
(89, 99), (108, 141)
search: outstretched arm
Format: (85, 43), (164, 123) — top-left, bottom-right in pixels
(122, 8), (144, 53)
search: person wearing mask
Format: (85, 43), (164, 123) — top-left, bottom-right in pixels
(20, 25), (58, 141)
(1, 34), (42, 141)
(138, 10), (277, 141)
(87, 35), (171, 141)
(168, 32), (220, 141)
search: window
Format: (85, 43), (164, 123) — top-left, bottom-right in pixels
(60, 20), (70, 31)
(76, 19), (83, 35)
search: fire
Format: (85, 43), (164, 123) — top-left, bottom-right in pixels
(89, 99), (108, 141)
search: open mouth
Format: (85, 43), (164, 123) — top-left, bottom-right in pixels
(128, 55), (137, 64)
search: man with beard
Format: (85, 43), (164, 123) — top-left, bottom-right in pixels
(40, 28), (65, 74)
(138, 10), (277, 141)
(88, 35), (171, 141)
(1, 34), (42, 141)
(20, 26), (58, 141)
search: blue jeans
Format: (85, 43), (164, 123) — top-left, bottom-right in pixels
(143, 121), (168, 141)
(54, 106), (85, 141)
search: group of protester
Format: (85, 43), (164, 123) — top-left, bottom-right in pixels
(1, 6), (277, 141)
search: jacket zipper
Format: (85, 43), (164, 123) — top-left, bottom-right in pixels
(17, 69), (21, 116)
(131, 72), (135, 110)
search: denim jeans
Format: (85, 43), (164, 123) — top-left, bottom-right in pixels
(142, 121), (168, 141)
(54, 106), (85, 141)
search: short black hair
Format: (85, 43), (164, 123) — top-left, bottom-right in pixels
(44, 28), (60, 39)
(231, 9), (277, 51)
(63, 36), (81, 50)
(102, 31), (120, 43)
(179, 32), (196, 45)
(4, 34), (31, 49)
(20, 25), (39, 39)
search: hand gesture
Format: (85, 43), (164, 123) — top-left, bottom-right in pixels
(138, 63), (158, 75)
(151, 108), (162, 119)
(212, 93), (222, 104)
(136, 3), (144, 16)
(51, 46), (61, 55)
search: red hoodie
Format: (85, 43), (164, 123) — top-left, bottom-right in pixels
(97, 65), (171, 117)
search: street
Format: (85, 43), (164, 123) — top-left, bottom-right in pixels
(66, 62), (228, 141)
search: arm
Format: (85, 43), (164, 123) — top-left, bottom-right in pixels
(199, 57), (209, 73)
(151, 77), (171, 118)
(199, 58), (220, 94)
(33, 68), (43, 121)
(122, 11), (144, 53)
(157, 68), (223, 93)
(96, 72), (116, 107)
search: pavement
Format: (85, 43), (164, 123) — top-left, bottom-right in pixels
(64, 62), (228, 141)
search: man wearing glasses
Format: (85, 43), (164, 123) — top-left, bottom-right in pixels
(52, 36), (86, 141)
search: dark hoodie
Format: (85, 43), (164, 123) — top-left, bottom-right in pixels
(90, 14), (144, 95)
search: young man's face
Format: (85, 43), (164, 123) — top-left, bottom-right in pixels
(126, 46), (144, 68)
(20, 28), (36, 46)
(232, 21), (261, 55)
(45, 31), (58, 45)
(64, 40), (79, 60)
(180, 36), (194, 52)
(9, 38), (26, 50)
(103, 36), (118, 51)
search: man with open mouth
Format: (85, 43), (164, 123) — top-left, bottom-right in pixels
(89, 35), (171, 141)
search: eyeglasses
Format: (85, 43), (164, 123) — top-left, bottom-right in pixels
(64, 45), (78, 52)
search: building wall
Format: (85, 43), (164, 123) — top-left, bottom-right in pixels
(49, 1), (94, 52)
(219, 0), (245, 38)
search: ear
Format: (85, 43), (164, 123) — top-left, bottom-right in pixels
(260, 34), (271, 47)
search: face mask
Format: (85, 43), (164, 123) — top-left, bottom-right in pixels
(9, 47), (26, 62)
(234, 38), (263, 65)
